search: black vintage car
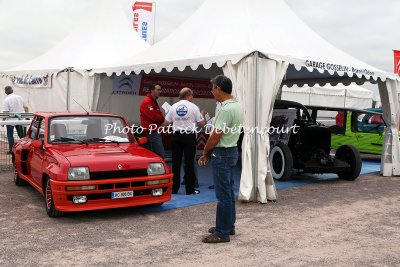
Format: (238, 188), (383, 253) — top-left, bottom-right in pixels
(269, 100), (361, 181)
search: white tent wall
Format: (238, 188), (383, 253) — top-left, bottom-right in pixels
(282, 84), (373, 109)
(224, 53), (288, 202)
(379, 79), (400, 176)
(0, 71), (98, 112)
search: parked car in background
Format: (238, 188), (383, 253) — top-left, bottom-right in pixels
(269, 100), (361, 181)
(12, 112), (173, 217)
(306, 106), (385, 155)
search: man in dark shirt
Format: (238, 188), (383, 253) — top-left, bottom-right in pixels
(139, 84), (165, 158)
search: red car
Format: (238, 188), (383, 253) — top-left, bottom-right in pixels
(12, 112), (173, 217)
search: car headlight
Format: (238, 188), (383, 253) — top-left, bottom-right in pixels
(147, 163), (165, 175)
(68, 167), (90, 181)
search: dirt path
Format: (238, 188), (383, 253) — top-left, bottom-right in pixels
(0, 171), (399, 266)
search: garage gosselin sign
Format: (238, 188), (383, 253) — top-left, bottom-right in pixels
(305, 60), (375, 76)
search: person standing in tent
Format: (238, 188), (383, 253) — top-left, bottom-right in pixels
(139, 83), (165, 158)
(198, 75), (244, 243)
(2, 86), (29, 154)
(164, 87), (206, 195)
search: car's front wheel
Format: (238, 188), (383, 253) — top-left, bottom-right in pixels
(44, 177), (64, 217)
(270, 142), (293, 181)
(335, 144), (361, 181)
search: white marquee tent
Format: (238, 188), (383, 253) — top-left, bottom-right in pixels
(282, 83), (374, 109)
(0, 0), (149, 113)
(92, 0), (400, 203)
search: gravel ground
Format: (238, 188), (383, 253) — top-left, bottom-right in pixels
(1, 171), (399, 266)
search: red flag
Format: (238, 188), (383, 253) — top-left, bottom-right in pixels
(394, 50), (400, 74)
(132, 2), (153, 12)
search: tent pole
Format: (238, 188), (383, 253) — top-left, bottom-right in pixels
(253, 51), (259, 202)
(66, 68), (71, 111)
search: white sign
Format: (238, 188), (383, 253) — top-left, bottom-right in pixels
(10, 74), (51, 88)
(132, 1), (156, 44)
(161, 102), (171, 115)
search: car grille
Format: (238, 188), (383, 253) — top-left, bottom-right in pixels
(90, 169), (148, 180)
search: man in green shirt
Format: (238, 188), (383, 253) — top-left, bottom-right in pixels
(198, 75), (244, 243)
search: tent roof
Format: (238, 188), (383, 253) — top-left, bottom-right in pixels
(2, 0), (149, 76)
(92, 0), (398, 83)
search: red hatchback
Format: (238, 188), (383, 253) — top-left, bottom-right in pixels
(12, 112), (173, 217)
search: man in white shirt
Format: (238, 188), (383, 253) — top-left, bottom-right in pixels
(164, 87), (206, 195)
(2, 86), (29, 153)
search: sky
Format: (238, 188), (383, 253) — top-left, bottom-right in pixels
(0, 0), (399, 94)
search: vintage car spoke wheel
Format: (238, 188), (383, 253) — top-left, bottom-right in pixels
(270, 142), (293, 181)
(335, 144), (361, 181)
(44, 178), (64, 217)
(13, 160), (26, 186)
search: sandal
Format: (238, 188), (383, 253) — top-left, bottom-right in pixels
(208, 227), (235, 235)
(202, 234), (230, 243)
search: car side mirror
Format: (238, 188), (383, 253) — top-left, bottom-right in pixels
(137, 137), (147, 145)
(32, 140), (43, 149)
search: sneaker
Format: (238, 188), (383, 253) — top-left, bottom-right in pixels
(187, 189), (200, 195)
(208, 185), (214, 189)
(202, 234), (230, 243)
(208, 227), (235, 235)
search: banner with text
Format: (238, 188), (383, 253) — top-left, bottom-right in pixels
(10, 74), (51, 88)
(132, 1), (155, 44)
(140, 75), (213, 98)
(394, 50), (400, 74)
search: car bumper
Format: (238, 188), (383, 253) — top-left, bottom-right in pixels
(50, 173), (173, 212)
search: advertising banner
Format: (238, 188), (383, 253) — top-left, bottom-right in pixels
(132, 1), (155, 44)
(394, 50), (400, 74)
(140, 75), (214, 99)
(112, 74), (213, 98)
(10, 74), (51, 88)
(112, 74), (142, 95)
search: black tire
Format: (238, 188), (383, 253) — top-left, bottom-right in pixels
(269, 142), (293, 181)
(44, 177), (64, 217)
(335, 145), (361, 181)
(12, 159), (27, 186)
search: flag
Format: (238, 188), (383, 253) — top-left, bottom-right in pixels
(132, 2), (156, 44)
(394, 50), (400, 74)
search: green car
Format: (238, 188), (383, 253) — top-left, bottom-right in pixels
(306, 106), (385, 154)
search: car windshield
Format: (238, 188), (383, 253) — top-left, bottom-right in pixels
(48, 116), (134, 143)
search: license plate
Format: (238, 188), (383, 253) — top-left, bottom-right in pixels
(111, 190), (134, 199)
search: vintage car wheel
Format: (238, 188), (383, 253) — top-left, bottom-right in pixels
(44, 177), (64, 217)
(12, 160), (26, 186)
(270, 143), (293, 181)
(335, 145), (361, 181)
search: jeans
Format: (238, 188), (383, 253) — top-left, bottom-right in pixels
(145, 132), (165, 158)
(212, 147), (238, 238)
(6, 125), (24, 152)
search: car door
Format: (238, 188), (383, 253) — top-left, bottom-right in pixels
(29, 117), (46, 185)
(330, 111), (359, 148)
(353, 111), (385, 154)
